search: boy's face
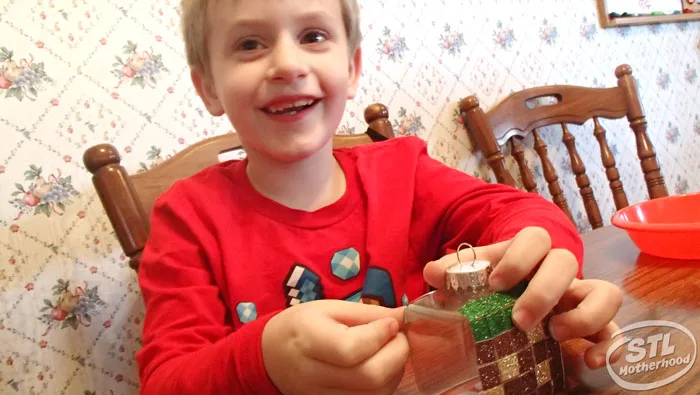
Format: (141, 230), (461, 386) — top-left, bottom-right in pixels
(193, 0), (362, 164)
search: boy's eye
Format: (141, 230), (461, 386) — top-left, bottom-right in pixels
(237, 39), (264, 51)
(301, 30), (327, 45)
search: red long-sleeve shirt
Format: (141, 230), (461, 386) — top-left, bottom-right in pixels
(136, 136), (583, 394)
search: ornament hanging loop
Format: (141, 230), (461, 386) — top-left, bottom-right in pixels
(446, 242), (491, 296)
(456, 242), (477, 268)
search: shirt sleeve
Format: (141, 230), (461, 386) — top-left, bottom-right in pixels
(136, 188), (282, 394)
(410, 139), (583, 277)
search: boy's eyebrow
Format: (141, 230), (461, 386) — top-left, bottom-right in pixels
(226, 10), (337, 35)
(294, 10), (337, 26)
(226, 17), (266, 31)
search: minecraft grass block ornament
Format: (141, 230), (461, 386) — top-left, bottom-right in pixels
(459, 292), (565, 394)
(403, 243), (566, 394)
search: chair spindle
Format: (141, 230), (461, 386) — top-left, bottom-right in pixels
(533, 129), (575, 225)
(561, 123), (603, 229)
(592, 118), (629, 210)
(509, 139), (538, 193)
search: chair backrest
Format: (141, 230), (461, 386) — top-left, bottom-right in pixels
(460, 64), (668, 230)
(83, 103), (394, 271)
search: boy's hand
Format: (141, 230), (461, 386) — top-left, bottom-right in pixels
(262, 300), (408, 395)
(423, 226), (623, 370)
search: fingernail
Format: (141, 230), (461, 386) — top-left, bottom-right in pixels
(595, 354), (606, 368)
(512, 308), (533, 330)
(386, 319), (399, 336)
(549, 323), (569, 341)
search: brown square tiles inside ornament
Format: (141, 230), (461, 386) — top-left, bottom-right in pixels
(463, 293), (566, 395)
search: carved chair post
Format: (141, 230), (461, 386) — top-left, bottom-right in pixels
(615, 65), (668, 200)
(83, 145), (147, 271)
(364, 103), (395, 140)
(460, 96), (516, 187)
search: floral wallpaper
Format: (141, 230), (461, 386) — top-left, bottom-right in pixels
(0, 0), (698, 393)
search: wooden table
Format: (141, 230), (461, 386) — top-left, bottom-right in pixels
(570, 225), (700, 394)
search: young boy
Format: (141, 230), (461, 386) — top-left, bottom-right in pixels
(136, 0), (623, 394)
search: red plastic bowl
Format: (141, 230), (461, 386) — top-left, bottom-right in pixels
(611, 192), (700, 260)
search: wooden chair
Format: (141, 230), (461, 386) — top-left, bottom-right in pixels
(460, 64), (668, 230)
(83, 103), (394, 271)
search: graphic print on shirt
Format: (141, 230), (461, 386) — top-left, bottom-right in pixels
(343, 290), (362, 303)
(402, 293), (409, 306)
(236, 302), (258, 324)
(284, 264), (324, 307)
(360, 267), (396, 307)
(330, 247), (361, 280)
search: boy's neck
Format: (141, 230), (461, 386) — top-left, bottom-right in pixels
(245, 143), (346, 212)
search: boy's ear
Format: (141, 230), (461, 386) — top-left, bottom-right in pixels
(191, 68), (225, 116)
(347, 47), (363, 99)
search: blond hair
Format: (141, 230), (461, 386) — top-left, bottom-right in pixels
(181, 0), (361, 74)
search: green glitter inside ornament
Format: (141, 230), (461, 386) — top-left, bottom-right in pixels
(458, 292), (517, 341)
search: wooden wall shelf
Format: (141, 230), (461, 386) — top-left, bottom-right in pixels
(596, 0), (700, 28)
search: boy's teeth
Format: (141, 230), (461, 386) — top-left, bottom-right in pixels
(266, 99), (315, 113)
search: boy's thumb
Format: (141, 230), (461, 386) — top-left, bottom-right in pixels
(323, 300), (406, 327)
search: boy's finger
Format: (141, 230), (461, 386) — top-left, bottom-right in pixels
(584, 320), (620, 344)
(331, 332), (409, 391)
(353, 331), (408, 389)
(488, 227), (552, 291)
(320, 371), (403, 395)
(440, 379), (481, 394)
(583, 322), (623, 369)
(308, 332), (409, 392)
(322, 300), (406, 328)
(422, 240), (511, 289)
(307, 313), (401, 367)
(511, 248), (578, 331)
(548, 280), (622, 341)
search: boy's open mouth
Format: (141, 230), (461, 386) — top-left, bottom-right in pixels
(261, 99), (320, 116)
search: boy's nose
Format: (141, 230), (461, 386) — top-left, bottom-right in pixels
(266, 37), (309, 84)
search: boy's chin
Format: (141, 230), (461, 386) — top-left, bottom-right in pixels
(261, 138), (334, 164)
